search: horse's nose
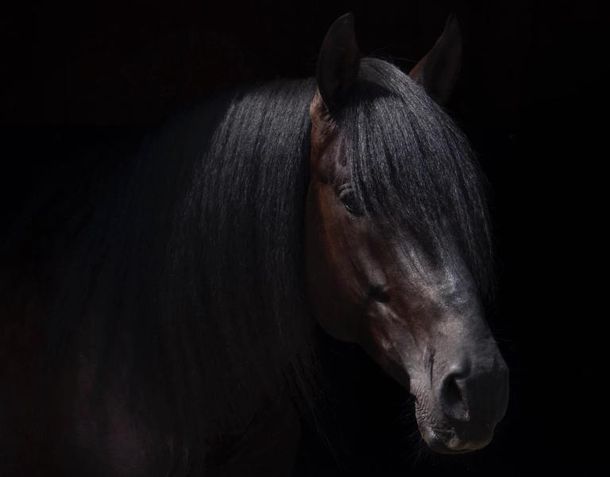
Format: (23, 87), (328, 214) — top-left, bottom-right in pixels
(439, 355), (509, 428)
(439, 362), (471, 422)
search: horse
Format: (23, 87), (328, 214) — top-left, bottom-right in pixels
(0, 13), (508, 476)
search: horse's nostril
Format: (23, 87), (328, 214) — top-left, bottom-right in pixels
(440, 368), (470, 422)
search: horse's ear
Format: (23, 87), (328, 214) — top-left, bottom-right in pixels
(409, 15), (462, 106)
(316, 13), (360, 112)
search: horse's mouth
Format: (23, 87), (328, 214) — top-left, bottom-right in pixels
(420, 426), (473, 454)
(419, 422), (493, 454)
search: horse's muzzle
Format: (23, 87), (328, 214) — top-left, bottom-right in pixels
(419, 348), (509, 453)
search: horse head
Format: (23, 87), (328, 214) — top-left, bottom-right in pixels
(305, 13), (508, 454)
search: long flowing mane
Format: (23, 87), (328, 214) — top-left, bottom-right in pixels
(2, 79), (319, 468)
(1, 56), (492, 471)
(160, 78), (319, 441)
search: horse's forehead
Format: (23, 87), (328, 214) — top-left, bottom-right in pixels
(392, 237), (476, 306)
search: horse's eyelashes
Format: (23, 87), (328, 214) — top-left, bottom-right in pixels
(338, 187), (364, 216)
(369, 284), (391, 303)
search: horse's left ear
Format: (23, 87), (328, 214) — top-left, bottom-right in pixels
(409, 15), (462, 106)
(316, 13), (361, 112)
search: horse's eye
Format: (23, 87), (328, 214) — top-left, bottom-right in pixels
(338, 187), (364, 216)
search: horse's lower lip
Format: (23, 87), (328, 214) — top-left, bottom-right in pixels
(427, 438), (471, 455)
(422, 427), (489, 455)
(422, 429), (459, 454)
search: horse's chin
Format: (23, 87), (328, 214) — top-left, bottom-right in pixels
(418, 423), (492, 454)
(414, 406), (493, 455)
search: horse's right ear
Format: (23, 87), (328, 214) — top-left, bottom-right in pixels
(316, 13), (360, 112)
(409, 15), (462, 106)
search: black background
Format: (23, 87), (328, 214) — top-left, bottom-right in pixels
(1, 0), (603, 475)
